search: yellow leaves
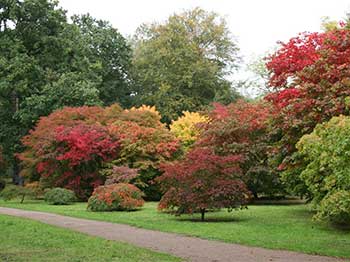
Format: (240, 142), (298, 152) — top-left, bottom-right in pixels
(128, 105), (161, 118)
(170, 111), (208, 150)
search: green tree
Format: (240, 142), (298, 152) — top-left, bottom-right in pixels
(132, 7), (240, 123)
(0, 0), (71, 183)
(0, 0), (132, 183)
(72, 14), (132, 107)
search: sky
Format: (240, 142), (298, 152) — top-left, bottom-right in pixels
(59, 0), (350, 96)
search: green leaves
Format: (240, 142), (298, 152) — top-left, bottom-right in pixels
(131, 8), (239, 123)
(0, 1), (132, 170)
(296, 115), (350, 223)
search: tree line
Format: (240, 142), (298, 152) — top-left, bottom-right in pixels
(0, 0), (240, 182)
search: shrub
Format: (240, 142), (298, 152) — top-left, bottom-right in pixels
(0, 185), (34, 203)
(87, 183), (144, 212)
(44, 188), (76, 205)
(315, 191), (350, 225)
(24, 182), (44, 199)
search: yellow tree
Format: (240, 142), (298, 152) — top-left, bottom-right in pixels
(170, 111), (208, 151)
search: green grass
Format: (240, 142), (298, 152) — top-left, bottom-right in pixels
(0, 200), (349, 258)
(0, 214), (181, 262)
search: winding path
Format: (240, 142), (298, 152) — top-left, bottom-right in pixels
(0, 207), (343, 262)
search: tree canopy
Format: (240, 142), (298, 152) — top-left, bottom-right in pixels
(0, 0), (132, 180)
(131, 7), (240, 123)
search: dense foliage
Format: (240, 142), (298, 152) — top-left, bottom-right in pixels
(104, 166), (141, 185)
(132, 7), (240, 123)
(315, 190), (350, 225)
(0, 185), (34, 203)
(44, 187), (76, 205)
(19, 107), (120, 200)
(87, 183), (144, 211)
(296, 115), (350, 224)
(0, 0), (132, 184)
(158, 148), (251, 221)
(106, 105), (181, 200)
(265, 26), (350, 195)
(19, 104), (180, 200)
(170, 111), (208, 151)
(0, 179), (5, 192)
(199, 101), (283, 197)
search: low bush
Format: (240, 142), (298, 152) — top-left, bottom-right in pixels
(44, 188), (76, 205)
(315, 190), (350, 225)
(0, 185), (34, 203)
(24, 182), (44, 199)
(87, 183), (144, 212)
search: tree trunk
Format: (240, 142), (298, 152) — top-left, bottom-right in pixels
(200, 208), (205, 221)
(12, 159), (23, 186)
(20, 193), (25, 204)
(10, 91), (23, 186)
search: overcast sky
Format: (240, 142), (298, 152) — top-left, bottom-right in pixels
(58, 0), (350, 95)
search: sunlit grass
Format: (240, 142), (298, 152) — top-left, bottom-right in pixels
(1, 200), (349, 258)
(0, 213), (181, 262)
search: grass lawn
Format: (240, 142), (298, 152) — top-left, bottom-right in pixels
(0, 201), (349, 259)
(0, 214), (181, 262)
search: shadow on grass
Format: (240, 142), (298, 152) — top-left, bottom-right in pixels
(251, 199), (306, 206)
(289, 207), (314, 218)
(172, 216), (250, 223)
(291, 208), (350, 233)
(331, 223), (350, 232)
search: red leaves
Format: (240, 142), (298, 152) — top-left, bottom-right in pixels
(158, 147), (250, 215)
(157, 99), (278, 211)
(55, 124), (119, 167)
(265, 27), (350, 192)
(19, 104), (180, 200)
(200, 100), (271, 150)
(266, 32), (324, 87)
(265, 88), (302, 109)
(105, 166), (140, 185)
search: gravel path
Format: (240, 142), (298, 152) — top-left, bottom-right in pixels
(0, 207), (344, 262)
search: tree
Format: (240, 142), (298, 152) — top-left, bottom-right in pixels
(0, 0), (132, 183)
(72, 14), (132, 107)
(170, 111), (208, 151)
(296, 115), (350, 204)
(158, 148), (250, 221)
(0, 0), (71, 183)
(106, 105), (182, 200)
(198, 101), (283, 197)
(132, 7), (240, 123)
(19, 104), (181, 200)
(265, 26), (350, 195)
(296, 115), (350, 224)
(19, 107), (120, 199)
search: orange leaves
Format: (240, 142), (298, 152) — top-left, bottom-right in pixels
(87, 183), (144, 211)
(19, 104), (180, 200)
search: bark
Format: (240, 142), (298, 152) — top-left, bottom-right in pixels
(12, 159), (23, 186)
(200, 208), (205, 221)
